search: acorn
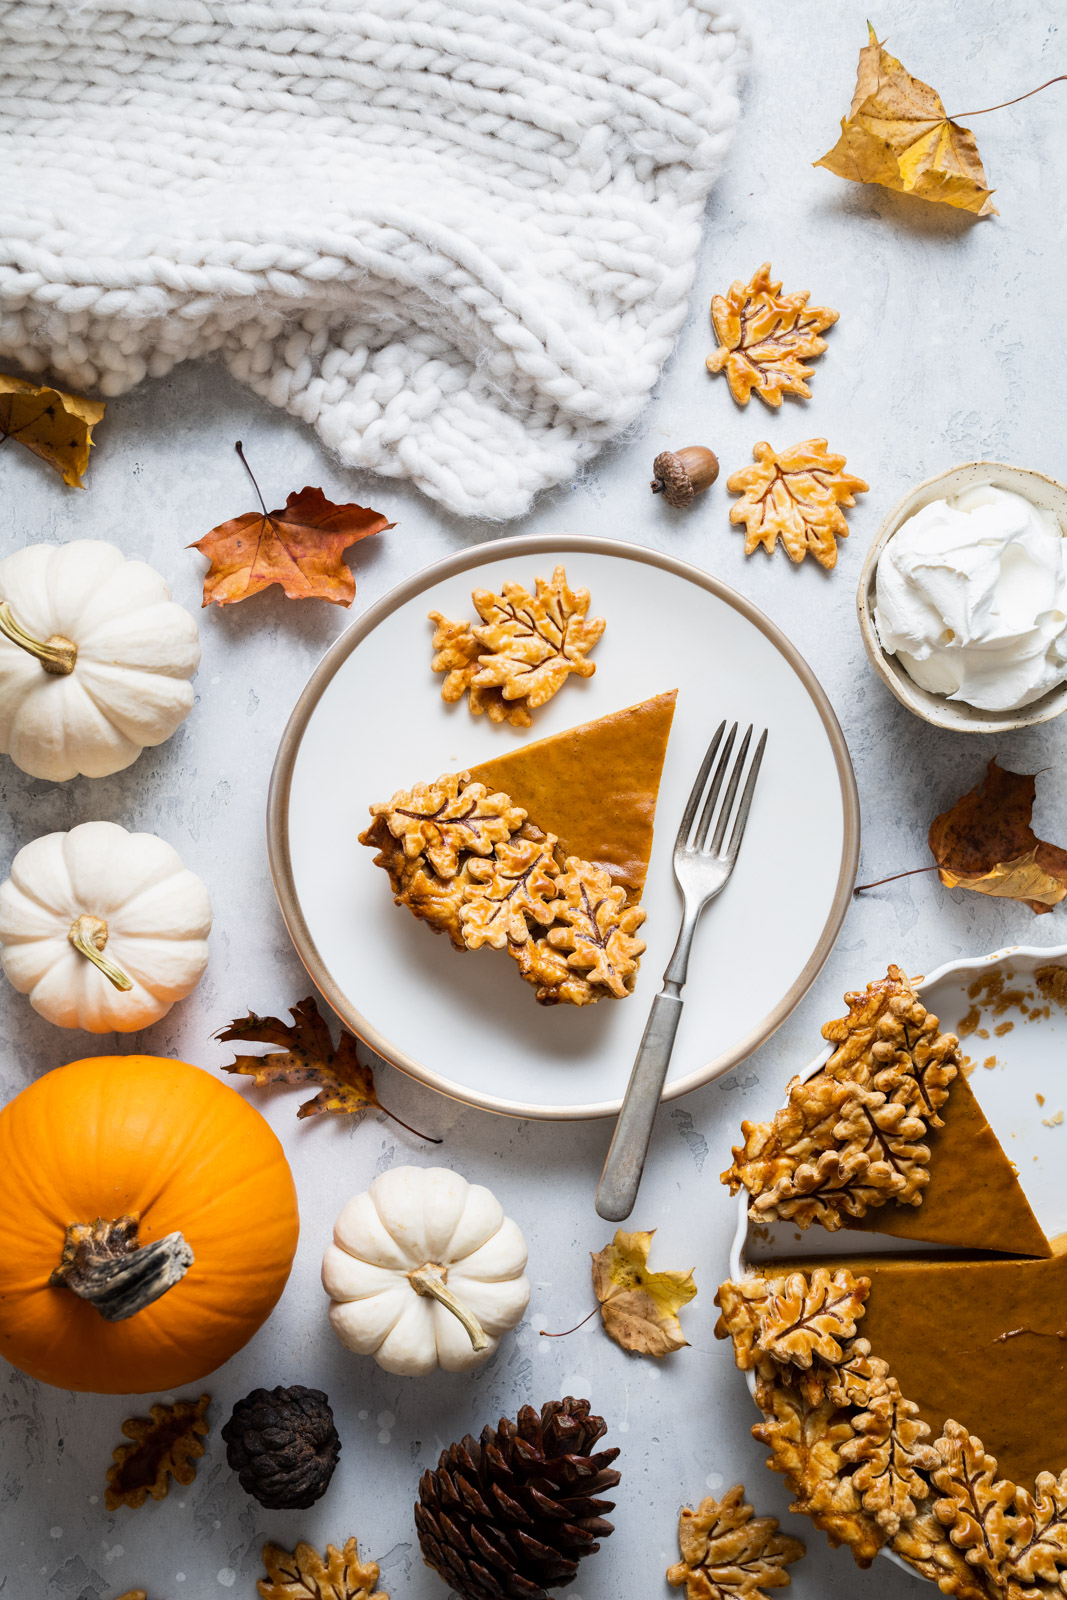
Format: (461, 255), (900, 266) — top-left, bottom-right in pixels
(650, 446), (720, 508)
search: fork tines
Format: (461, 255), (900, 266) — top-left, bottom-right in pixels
(677, 721), (768, 860)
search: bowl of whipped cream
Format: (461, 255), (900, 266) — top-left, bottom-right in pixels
(857, 461), (1067, 732)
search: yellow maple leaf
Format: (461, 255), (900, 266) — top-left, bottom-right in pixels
(0, 373), (106, 486)
(816, 25), (996, 216)
(591, 1229), (696, 1358)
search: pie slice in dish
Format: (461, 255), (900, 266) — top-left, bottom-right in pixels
(723, 965), (1050, 1257)
(360, 691), (677, 1006)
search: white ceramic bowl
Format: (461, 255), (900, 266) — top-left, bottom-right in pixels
(856, 461), (1067, 733)
(727, 941), (1067, 1584)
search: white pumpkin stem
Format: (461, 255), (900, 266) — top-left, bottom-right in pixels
(0, 600), (77, 675)
(68, 914), (134, 992)
(408, 1262), (490, 1352)
(50, 1214), (194, 1323)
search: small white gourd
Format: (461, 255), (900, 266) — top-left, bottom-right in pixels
(322, 1166), (530, 1376)
(0, 821), (212, 1032)
(0, 539), (200, 781)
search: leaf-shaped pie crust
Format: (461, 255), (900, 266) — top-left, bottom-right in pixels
(460, 833), (560, 949)
(258, 1537), (387, 1600)
(706, 263), (838, 408)
(368, 772), (525, 878)
(714, 1268), (869, 1374)
(726, 439), (868, 569)
(839, 1383), (939, 1535)
(544, 856), (646, 998)
(427, 610), (532, 727)
(932, 1420), (1021, 1584)
(1007, 1470), (1067, 1591)
(665, 1483), (806, 1598)
(105, 1393), (210, 1511)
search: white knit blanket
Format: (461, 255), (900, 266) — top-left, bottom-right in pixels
(0, 1), (746, 520)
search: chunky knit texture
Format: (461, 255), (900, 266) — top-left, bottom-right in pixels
(0, 1), (746, 520)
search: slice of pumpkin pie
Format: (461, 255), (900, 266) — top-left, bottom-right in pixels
(723, 965), (1050, 1258)
(359, 691), (677, 1007)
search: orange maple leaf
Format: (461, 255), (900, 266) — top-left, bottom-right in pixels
(191, 444), (393, 608)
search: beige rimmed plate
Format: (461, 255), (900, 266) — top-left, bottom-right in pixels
(267, 535), (859, 1119)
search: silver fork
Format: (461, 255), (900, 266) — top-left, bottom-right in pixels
(595, 720), (768, 1221)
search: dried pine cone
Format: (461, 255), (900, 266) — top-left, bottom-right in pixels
(415, 1396), (620, 1600)
(221, 1385), (340, 1510)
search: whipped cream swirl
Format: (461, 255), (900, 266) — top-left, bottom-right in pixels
(874, 484), (1067, 712)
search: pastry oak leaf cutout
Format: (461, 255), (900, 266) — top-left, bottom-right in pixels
(543, 857), (646, 1000)
(460, 833), (560, 949)
(191, 442), (392, 607)
(258, 1537), (388, 1600)
(929, 758), (1067, 914)
(591, 1229), (697, 1358)
(727, 439), (868, 569)
(707, 263), (838, 409)
(217, 995), (440, 1140)
(816, 26), (997, 217)
(105, 1393), (210, 1511)
(666, 1483), (806, 1599)
(429, 565), (605, 726)
(0, 373), (106, 487)
(368, 772), (525, 880)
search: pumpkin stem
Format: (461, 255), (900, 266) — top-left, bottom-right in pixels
(408, 1261), (490, 1352)
(68, 914), (133, 992)
(0, 600), (77, 675)
(50, 1214), (194, 1323)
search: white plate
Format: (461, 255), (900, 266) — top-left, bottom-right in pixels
(728, 942), (1067, 1582)
(268, 534), (859, 1119)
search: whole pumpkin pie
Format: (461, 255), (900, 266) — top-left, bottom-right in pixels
(360, 691), (677, 1006)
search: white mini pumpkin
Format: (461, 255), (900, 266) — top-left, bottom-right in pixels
(0, 539), (200, 781)
(0, 821), (212, 1031)
(322, 1166), (530, 1376)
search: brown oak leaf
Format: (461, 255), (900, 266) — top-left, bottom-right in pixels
(815, 26), (997, 217)
(591, 1229), (696, 1358)
(727, 439), (868, 569)
(545, 856), (646, 998)
(105, 1393), (210, 1511)
(929, 758), (1067, 914)
(0, 372), (106, 487)
(706, 263), (838, 408)
(258, 1538), (388, 1600)
(191, 446), (392, 607)
(932, 1419), (1020, 1584)
(218, 996), (438, 1138)
(666, 1483), (806, 1598)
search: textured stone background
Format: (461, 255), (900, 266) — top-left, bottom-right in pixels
(1, 3), (1065, 1597)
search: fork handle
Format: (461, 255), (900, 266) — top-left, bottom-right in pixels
(595, 989), (684, 1221)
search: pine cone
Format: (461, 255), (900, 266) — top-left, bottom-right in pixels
(415, 1396), (620, 1600)
(221, 1385), (340, 1510)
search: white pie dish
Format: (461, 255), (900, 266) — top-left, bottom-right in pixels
(727, 941), (1067, 1584)
(856, 461), (1067, 733)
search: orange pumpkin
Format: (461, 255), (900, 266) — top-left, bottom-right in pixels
(0, 1055), (299, 1393)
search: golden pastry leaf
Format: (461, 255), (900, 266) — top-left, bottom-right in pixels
(0, 373), (105, 487)
(115, 1592), (148, 1600)
(218, 995), (438, 1138)
(545, 856), (646, 999)
(929, 758), (1067, 914)
(727, 439), (867, 569)
(258, 1538), (388, 1600)
(460, 832), (561, 949)
(591, 1229), (697, 1357)
(367, 772), (526, 880)
(105, 1393), (210, 1511)
(666, 1483), (806, 1598)
(931, 1419), (1020, 1583)
(815, 26), (997, 216)
(707, 263), (838, 409)
(839, 1386), (939, 1536)
(1008, 1469), (1067, 1589)
(191, 451), (392, 607)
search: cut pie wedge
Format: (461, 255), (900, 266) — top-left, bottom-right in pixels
(756, 1239), (1067, 1489)
(846, 1069), (1051, 1257)
(360, 691), (677, 1006)
(468, 689), (677, 901)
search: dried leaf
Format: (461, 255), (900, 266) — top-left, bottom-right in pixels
(932, 1419), (1020, 1583)
(0, 373), (105, 487)
(105, 1393), (210, 1511)
(218, 995), (437, 1138)
(591, 1229), (696, 1358)
(815, 26), (997, 216)
(706, 263), (838, 408)
(929, 758), (1067, 914)
(666, 1483), (805, 1598)
(727, 439), (868, 569)
(192, 484), (391, 607)
(258, 1538), (388, 1600)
